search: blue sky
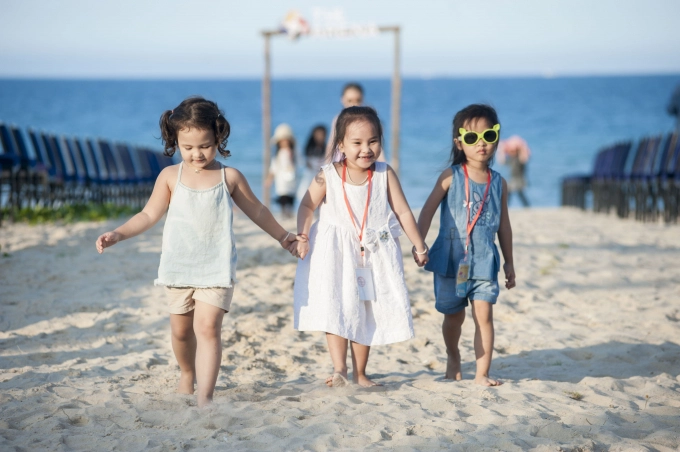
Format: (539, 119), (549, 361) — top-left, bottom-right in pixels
(1, 0), (679, 78)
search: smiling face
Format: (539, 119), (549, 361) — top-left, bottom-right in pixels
(338, 120), (381, 170)
(177, 127), (218, 170)
(454, 117), (498, 166)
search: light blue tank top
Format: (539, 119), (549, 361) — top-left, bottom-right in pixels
(424, 164), (502, 280)
(155, 162), (237, 288)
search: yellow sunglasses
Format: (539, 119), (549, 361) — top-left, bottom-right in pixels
(458, 124), (500, 145)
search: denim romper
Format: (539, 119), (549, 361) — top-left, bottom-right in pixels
(424, 164), (502, 313)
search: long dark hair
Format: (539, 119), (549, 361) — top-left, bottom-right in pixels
(159, 96), (231, 157)
(449, 104), (500, 166)
(304, 124), (327, 158)
(328, 106), (383, 163)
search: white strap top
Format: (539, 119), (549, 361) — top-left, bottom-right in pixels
(154, 162), (237, 288)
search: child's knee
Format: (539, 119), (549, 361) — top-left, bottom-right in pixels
(471, 301), (494, 324)
(193, 318), (221, 339)
(444, 310), (465, 326)
(171, 324), (195, 342)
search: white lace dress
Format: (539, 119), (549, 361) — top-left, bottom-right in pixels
(293, 162), (414, 346)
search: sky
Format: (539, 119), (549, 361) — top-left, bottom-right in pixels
(1, 0), (679, 79)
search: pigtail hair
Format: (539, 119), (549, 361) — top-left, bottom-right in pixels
(159, 110), (177, 156)
(159, 97), (233, 158)
(215, 113), (231, 158)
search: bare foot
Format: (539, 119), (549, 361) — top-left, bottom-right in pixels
(355, 375), (382, 387)
(474, 375), (503, 386)
(197, 395), (213, 408)
(177, 373), (195, 394)
(444, 350), (462, 380)
(326, 372), (349, 387)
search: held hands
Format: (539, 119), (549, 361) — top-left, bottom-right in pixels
(95, 231), (122, 254)
(279, 231), (298, 250)
(289, 233), (309, 260)
(503, 262), (516, 289)
(411, 246), (429, 268)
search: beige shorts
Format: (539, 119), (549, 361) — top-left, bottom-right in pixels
(165, 286), (234, 315)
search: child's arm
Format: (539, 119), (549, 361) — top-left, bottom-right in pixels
(385, 165), (429, 267)
(295, 169), (327, 259)
(417, 168), (452, 240)
(264, 171), (274, 189)
(95, 168), (173, 253)
(497, 178), (516, 289)
(226, 167), (296, 249)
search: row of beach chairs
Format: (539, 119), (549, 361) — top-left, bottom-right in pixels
(0, 122), (175, 225)
(562, 131), (680, 223)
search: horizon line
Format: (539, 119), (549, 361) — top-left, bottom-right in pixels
(1, 71), (679, 82)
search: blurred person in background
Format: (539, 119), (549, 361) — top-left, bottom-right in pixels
(266, 124), (298, 218)
(667, 84), (680, 131)
(296, 124), (327, 206)
(497, 135), (531, 207)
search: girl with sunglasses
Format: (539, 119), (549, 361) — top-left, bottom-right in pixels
(416, 104), (515, 386)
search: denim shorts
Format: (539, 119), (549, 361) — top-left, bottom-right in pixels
(433, 274), (499, 315)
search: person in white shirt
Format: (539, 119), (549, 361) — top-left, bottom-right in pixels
(266, 123), (298, 218)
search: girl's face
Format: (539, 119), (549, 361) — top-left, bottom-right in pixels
(177, 128), (218, 170)
(338, 120), (381, 170)
(278, 139), (293, 149)
(341, 88), (363, 108)
(454, 117), (498, 166)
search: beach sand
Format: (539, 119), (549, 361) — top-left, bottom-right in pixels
(0, 208), (679, 451)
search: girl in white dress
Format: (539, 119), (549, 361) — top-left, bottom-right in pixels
(293, 106), (429, 387)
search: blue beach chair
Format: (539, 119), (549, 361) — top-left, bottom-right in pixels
(616, 138), (649, 219)
(27, 128), (63, 206)
(131, 146), (155, 201)
(0, 122), (22, 223)
(562, 145), (611, 211)
(628, 136), (662, 222)
(62, 136), (90, 203)
(39, 132), (69, 205)
(593, 142), (631, 216)
(660, 133), (680, 223)
(10, 126), (50, 207)
(643, 133), (676, 222)
(47, 134), (79, 204)
(98, 140), (126, 204)
(72, 137), (103, 203)
(112, 142), (141, 207)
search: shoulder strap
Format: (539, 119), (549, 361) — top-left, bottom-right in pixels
(176, 162), (183, 186)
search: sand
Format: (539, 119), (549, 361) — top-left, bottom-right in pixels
(0, 208), (679, 451)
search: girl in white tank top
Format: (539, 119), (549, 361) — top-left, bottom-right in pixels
(95, 97), (298, 408)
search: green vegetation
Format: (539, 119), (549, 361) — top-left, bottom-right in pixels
(564, 391), (583, 401)
(1, 203), (138, 225)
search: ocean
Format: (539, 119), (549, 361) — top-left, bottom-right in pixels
(1, 75), (679, 208)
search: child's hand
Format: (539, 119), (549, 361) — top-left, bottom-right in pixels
(295, 241), (309, 259)
(279, 231), (297, 250)
(96, 231), (122, 254)
(294, 234), (309, 259)
(290, 233), (309, 259)
(411, 246), (429, 267)
(503, 262), (516, 289)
